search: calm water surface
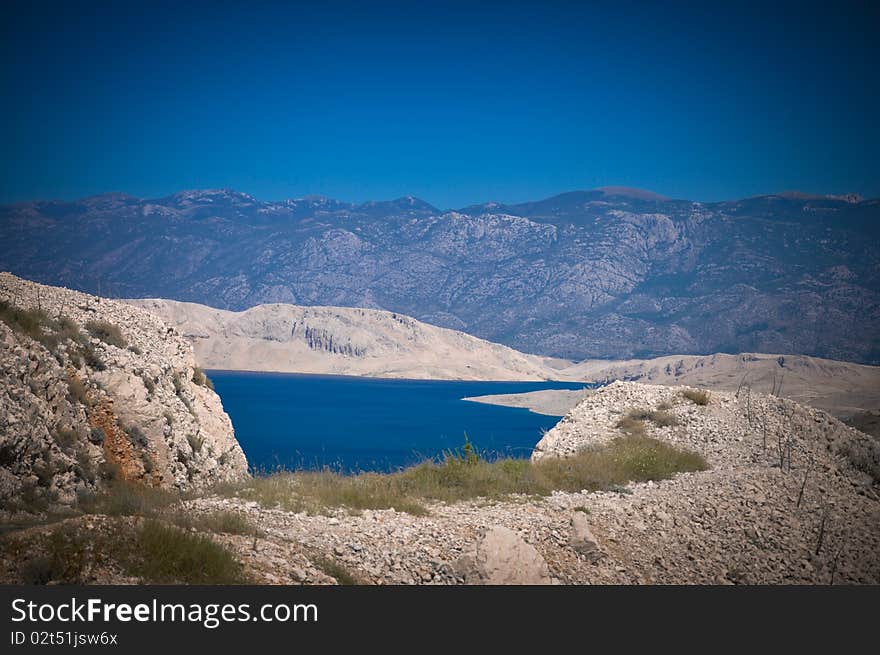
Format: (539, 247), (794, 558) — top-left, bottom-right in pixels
(208, 371), (588, 472)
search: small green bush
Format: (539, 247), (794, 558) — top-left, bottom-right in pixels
(313, 556), (361, 585)
(171, 510), (257, 536)
(53, 426), (79, 449)
(647, 410), (679, 427)
(66, 376), (90, 406)
(74, 448), (96, 483)
(122, 423), (149, 448)
(0, 301), (58, 349)
(85, 320), (127, 348)
(615, 414), (648, 437)
(192, 367), (215, 390)
(20, 525), (88, 584)
(681, 389), (710, 406)
(55, 316), (84, 343)
(78, 480), (176, 517)
(187, 433), (204, 453)
(81, 344), (106, 371)
(173, 374), (195, 415)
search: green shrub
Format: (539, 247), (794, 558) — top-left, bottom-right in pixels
(313, 556), (361, 585)
(85, 320), (127, 348)
(187, 433), (204, 453)
(81, 344), (106, 371)
(192, 367), (214, 390)
(615, 414), (648, 437)
(617, 408), (679, 437)
(228, 435), (707, 516)
(78, 481), (176, 516)
(170, 510), (257, 536)
(647, 410), (679, 427)
(0, 301), (57, 348)
(681, 389), (710, 406)
(20, 525), (88, 584)
(122, 423), (149, 448)
(66, 376), (90, 406)
(53, 426), (79, 449)
(141, 375), (156, 395)
(74, 448), (96, 483)
(55, 316), (84, 343)
(173, 374), (195, 415)
(128, 520), (246, 584)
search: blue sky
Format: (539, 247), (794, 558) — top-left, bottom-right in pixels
(1, 1), (877, 207)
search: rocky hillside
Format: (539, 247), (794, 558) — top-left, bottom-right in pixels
(0, 273), (248, 510)
(565, 352), (880, 416)
(529, 382), (879, 582)
(127, 298), (574, 380)
(1, 188), (877, 363)
(1, 378), (877, 584)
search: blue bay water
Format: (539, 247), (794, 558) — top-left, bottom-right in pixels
(208, 371), (588, 473)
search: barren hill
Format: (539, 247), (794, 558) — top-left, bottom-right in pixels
(126, 298), (576, 381)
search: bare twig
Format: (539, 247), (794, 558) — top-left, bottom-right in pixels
(796, 452), (815, 508)
(815, 506), (830, 557)
(829, 544), (844, 585)
(735, 372), (749, 398)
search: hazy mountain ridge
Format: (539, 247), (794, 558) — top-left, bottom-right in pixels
(2, 188), (878, 363)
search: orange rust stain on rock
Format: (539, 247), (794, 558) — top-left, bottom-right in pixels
(88, 400), (145, 483)
(66, 367), (163, 488)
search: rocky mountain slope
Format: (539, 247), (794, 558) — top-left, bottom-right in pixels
(2, 188), (877, 363)
(127, 298), (575, 380)
(0, 273), (248, 509)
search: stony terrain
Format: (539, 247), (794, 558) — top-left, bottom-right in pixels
(0, 273), (248, 509)
(126, 298), (573, 381)
(5, 380), (875, 585)
(190, 382), (880, 584)
(1, 188), (878, 363)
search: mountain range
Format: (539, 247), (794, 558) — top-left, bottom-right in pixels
(1, 187), (878, 363)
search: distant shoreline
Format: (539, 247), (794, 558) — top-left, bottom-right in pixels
(463, 388), (596, 416)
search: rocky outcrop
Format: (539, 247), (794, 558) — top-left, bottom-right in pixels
(452, 526), (553, 584)
(0, 273), (248, 510)
(569, 512), (602, 563)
